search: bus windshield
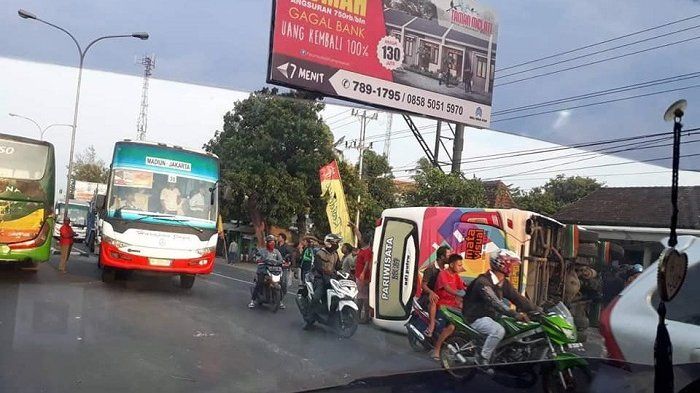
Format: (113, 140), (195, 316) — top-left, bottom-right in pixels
(55, 203), (90, 226)
(0, 138), (48, 180)
(108, 168), (216, 223)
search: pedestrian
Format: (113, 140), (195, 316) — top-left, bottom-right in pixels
(58, 218), (75, 273)
(350, 223), (373, 324)
(300, 235), (319, 281)
(340, 243), (356, 276)
(228, 239), (239, 264)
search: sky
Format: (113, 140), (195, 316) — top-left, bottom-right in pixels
(1, 0), (699, 187)
(2, 57), (699, 195)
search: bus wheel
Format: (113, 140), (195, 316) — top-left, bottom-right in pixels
(101, 268), (115, 283)
(180, 274), (195, 289)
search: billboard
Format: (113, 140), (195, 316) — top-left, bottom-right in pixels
(72, 180), (107, 202)
(267, 0), (498, 127)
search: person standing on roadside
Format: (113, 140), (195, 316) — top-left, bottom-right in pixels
(350, 223), (373, 324)
(58, 218), (75, 273)
(300, 236), (319, 280)
(340, 243), (356, 276)
(228, 239), (238, 264)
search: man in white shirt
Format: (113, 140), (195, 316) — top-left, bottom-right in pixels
(160, 183), (181, 214)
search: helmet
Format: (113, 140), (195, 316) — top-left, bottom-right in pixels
(324, 233), (342, 248)
(264, 235), (276, 243)
(489, 249), (521, 276)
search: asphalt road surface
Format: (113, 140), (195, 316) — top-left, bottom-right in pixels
(0, 251), (435, 393)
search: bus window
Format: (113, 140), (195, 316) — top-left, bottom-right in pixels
(375, 218), (418, 320)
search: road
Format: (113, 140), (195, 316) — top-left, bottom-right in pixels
(0, 251), (434, 393)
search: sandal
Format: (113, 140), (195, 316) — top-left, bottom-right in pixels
(430, 353), (440, 361)
(424, 327), (434, 337)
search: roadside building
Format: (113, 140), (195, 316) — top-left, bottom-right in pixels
(554, 186), (700, 267)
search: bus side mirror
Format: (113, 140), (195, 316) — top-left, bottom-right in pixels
(96, 195), (106, 214)
(210, 190), (215, 206)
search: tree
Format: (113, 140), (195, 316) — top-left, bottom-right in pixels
(204, 88), (336, 245)
(71, 145), (109, 184)
(513, 175), (603, 215)
(358, 150), (397, 233)
(405, 158), (486, 207)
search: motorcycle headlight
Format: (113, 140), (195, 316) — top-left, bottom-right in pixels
(563, 327), (577, 341)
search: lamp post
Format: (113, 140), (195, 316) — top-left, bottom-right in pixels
(8, 113), (73, 140)
(18, 9), (148, 219)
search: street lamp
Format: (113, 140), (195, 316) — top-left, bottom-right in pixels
(8, 113), (73, 140)
(17, 9), (148, 220)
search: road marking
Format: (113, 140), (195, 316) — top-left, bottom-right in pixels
(211, 272), (253, 285)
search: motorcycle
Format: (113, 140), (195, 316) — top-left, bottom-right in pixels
(439, 302), (588, 392)
(295, 271), (359, 338)
(251, 258), (284, 312)
(405, 298), (448, 352)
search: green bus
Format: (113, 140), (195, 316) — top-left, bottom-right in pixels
(0, 133), (56, 267)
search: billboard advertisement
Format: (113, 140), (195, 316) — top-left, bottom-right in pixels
(267, 0), (498, 127)
(72, 180), (107, 202)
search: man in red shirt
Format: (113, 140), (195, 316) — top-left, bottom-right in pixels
(351, 223), (373, 324)
(431, 254), (466, 360)
(58, 218), (75, 273)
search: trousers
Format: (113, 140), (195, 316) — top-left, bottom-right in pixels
(470, 316), (506, 361)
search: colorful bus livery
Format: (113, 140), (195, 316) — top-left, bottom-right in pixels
(0, 133), (55, 266)
(99, 141), (220, 288)
(369, 207), (565, 333)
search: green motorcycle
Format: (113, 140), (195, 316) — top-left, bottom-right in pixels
(440, 302), (589, 392)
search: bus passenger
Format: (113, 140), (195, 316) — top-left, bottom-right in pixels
(160, 182), (181, 215)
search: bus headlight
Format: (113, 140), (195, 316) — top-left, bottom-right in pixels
(103, 236), (127, 249)
(196, 246), (216, 256)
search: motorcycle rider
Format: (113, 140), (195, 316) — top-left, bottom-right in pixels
(461, 248), (538, 365)
(310, 233), (342, 314)
(248, 235), (285, 309)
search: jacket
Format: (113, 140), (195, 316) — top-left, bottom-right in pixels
(314, 248), (340, 276)
(462, 272), (536, 324)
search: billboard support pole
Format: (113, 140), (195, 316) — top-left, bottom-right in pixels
(451, 123), (465, 174)
(433, 120), (442, 166)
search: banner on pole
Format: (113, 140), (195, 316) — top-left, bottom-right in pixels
(319, 160), (355, 245)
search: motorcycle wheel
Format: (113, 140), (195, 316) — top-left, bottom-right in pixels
(542, 364), (591, 393)
(407, 330), (429, 352)
(440, 334), (478, 380)
(271, 288), (281, 313)
(335, 307), (358, 338)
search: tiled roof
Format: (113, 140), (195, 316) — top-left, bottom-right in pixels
(554, 186), (700, 229)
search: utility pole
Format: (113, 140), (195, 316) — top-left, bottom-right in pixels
(452, 123), (465, 174)
(350, 109), (378, 230)
(433, 120), (442, 166)
(383, 113), (393, 158)
(136, 54), (156, 141)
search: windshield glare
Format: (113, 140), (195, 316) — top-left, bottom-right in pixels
(0, 138), (48, 180)
(55, 204), (89, 226)
(109, 168), (216, 222)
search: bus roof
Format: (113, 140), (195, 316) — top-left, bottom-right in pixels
(116, 139), (219, 160)
(0, 132), (55, 148)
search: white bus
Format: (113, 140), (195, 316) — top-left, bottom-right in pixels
(98, 140), (220, 289)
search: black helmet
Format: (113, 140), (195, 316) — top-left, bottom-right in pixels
(324, 233), (342, 248)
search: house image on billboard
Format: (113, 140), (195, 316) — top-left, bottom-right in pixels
(384, 1), (498, 104)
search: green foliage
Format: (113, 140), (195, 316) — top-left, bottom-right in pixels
(71, 145), (109, 184)
(406, 158), (486, 207)
(204, 88), (335, 241)
(358, 150), (397, 233)
(512, 174), (603, 215)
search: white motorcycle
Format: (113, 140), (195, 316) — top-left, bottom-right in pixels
(295, 271), (359, 338)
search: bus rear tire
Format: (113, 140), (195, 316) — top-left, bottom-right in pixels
(180, 274), (195, 289)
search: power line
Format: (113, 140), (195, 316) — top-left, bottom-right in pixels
(482, 152), (700, 181)
(494, 170), (672, 182)
(492, 83), (700, 122)
(478, 138), (700, 180)
(393, 128), (699, 170)
(323, 109), (352, 122)
(493, 72), (700, 116)
(497, 14), (700, 72)
(498, 23), (700, 79)
(495, 35), (700, 88)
